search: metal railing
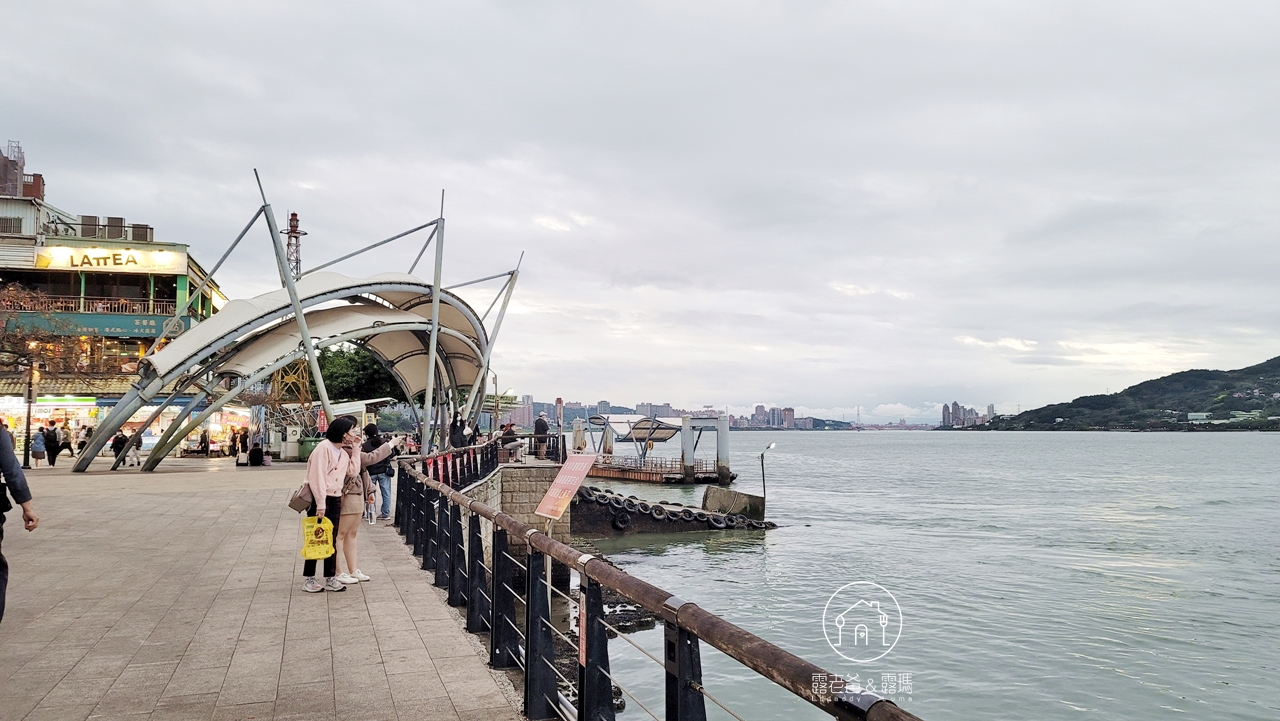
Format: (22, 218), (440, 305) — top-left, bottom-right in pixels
(595, 454), (718, 473)
(495, 430), (567, 463)
(0, 294), (176, 315)
(394, 443), (922, 721)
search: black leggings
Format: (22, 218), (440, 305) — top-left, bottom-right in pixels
(302, 499), (342, 578)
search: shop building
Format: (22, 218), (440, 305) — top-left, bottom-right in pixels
(0, 140), (235, 449)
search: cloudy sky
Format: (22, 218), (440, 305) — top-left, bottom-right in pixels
(5, 2), (1278, 422)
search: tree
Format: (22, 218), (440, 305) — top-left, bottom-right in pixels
(0, 283), (95, 376)
(312, 345), (408, 403)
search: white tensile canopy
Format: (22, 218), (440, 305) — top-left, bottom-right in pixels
(73, 271), (489, 472)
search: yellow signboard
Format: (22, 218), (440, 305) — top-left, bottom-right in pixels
(36, 246), (188, 275)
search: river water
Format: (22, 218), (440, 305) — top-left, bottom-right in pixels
(582, 431), (1279, 721)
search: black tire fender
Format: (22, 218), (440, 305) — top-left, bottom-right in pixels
(708, 515), (727, 529)
(637, 502), (651, 514)
(610, 496), (625, 509)
(612, 511), (631, 531)
(650, 506), (667, 520)
(623, 499), (638, 513)
(595, 493), (611, 505)
(679, 509), (696, 521)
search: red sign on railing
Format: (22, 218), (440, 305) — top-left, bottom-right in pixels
(534, 453), (595, 521)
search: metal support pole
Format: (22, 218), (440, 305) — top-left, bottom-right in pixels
(141, 388), (210, 470)
(490, 527), (518, 669)
(579, 578), (616, 721)
(665, 622), (707, 721)
(419, 212), (445, 454)
(448, 504), (466, 607)
(524, 549), (557, 721)
(716, 415), (732, 484)
(255, 177), (333, 421)
(466, 513), (489, 633)
(460, 267), (519, 424)
(21, 370), (33, 469)
(680, 414), (695, 483)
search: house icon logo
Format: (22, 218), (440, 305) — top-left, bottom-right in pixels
(822, 582), (902, 663)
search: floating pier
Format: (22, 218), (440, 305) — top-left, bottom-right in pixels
(578, 413), (737, 484)
(569, 486), (775, 536)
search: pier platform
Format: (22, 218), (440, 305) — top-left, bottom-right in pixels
(0, 458), (520, 721)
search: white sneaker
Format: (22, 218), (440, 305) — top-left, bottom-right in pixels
(334, 572), (359, 585)
(303, 577), (324, 593)
(351, 569), (371, 582)
(325, 577), (347, 591)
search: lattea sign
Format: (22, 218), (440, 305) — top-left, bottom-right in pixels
(534, 453), (595, 521)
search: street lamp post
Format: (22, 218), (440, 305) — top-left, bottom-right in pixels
(21, 364), (37, 469)
(759, 442), (776, 501)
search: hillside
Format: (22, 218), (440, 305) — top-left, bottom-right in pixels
(984, 355), (1280, 430)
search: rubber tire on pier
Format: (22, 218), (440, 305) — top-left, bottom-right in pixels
(680, 509), (696, 521)
(623, 499), (638, 513)
(650, 506), (667, 520)
(609, 496), (625, 509)
(708, 515), (727, 529)
(595, 493), (611, 505)
(612, 511), (631, 531)
(637, 502), (652, 514)
(694, 512), (709, 522)
(749, 519), (767, 529)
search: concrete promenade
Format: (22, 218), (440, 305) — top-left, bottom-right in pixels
(0, 457), (521, 721)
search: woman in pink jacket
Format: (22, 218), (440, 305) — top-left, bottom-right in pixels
(301, 416), (393, 592)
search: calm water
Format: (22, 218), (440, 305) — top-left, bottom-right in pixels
(583, 431), (1280, 720)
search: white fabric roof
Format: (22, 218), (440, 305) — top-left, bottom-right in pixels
(212, 304), (484, 399)
(144, 271), (484, 379)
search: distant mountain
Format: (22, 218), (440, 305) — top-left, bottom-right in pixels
(984, 355), (1280, 430)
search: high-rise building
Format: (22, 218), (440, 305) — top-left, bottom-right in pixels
(768, 407), (784, 427)
(987, 404), (996, 419)
(521, 394), (534, 407)
(597, 400), (610, 415)
(782, 407), (795, 428)
(942, 404), (951, 426)
(951, 402), (961, 425)
(753, 405), (767, 423)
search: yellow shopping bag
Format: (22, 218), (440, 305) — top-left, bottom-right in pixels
(300, 515), (335, 560)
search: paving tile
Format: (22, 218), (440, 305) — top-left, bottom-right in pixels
(20, 703), (96, 721)
(39, 675), (117, 707)
(274, 681), (335, 717)
(162, 665), (228, 698)
(457, 706), (523, 721)
(209, 700), (273, 720)
(386, 670), (449, 703)
(393, 697), (460, 721)
(435, 660), (508, 712)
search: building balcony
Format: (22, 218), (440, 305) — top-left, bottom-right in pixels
(0, 294), (177, 316)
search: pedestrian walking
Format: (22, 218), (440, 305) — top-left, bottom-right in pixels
(126, 434), (141, 467)
(0, 426), (39, 623)
(362, 424), (396, 521)
(29, 427), (45, 467)
(199, 428), (209, 457)
(110, 431), (128, 465)
(60, 422), (75, 459)
(42, 422), (59, 467)
(534, 411), (550, 459)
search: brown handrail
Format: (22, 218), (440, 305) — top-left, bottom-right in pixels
(398, 459), (922, 721)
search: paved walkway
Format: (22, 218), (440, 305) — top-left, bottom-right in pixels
(0, 458), (521, 721)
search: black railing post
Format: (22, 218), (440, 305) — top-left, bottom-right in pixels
(466, 513), (489, 633)
(393, 463), (405, 532)
(489, 527), (518, 668)
(448, 504), (466, 607)
(664, 618), (707, 721)
(524, 548), (557, 721)
(413, 481), (428, 558)
(421, 485), (438, 571)
(403, 473), (416, 546)
(579, 578), (616, 721)
(434, 495), (451, 587)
